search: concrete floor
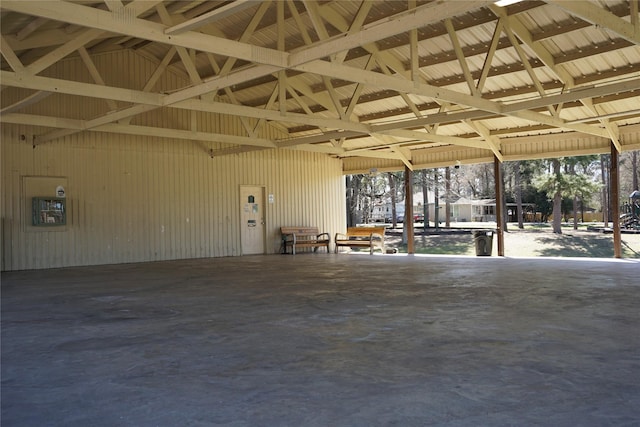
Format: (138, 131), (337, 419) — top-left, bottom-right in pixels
(2, 254), (639, 426)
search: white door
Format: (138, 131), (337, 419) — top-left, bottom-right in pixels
(240, 186), (265, 255)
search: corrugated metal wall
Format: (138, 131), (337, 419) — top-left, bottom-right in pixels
(1, 125), (346, 271)
(1, 50), (346, 271)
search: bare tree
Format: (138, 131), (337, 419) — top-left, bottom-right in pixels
(601, 154), (610, 226)
(434, 169), (440, 230)
(445, 167), (451, 227)
(514, 161), (524, 229)
(633, 151), (639, 191)
(551, 159), (563, 233)
(420, 169), (430, 229)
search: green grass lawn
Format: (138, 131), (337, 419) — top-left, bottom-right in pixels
(384, 223), (640, 258)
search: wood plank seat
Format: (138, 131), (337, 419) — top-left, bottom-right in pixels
(280, 226), (330, 255)
(334, 226), (385, 254)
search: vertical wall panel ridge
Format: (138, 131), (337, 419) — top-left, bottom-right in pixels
(2, 125), (345, 270)
(1, 50), (347, 270)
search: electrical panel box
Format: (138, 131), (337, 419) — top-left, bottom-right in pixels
(32, 197), (66, 226)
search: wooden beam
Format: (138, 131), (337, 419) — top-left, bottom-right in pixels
(95, 123), (276, 147)
(24, 28), (103, 75)
(284, 87), (343, 146)
(164, 0), (255, 35)
(490, 4), (575, 85)
(175, 97), (371, 133)
(294, 59), (611, 138)
(15, 16), (48, 41)
(155, 4), (202, 84)
(611, 141), (622, 258)
(78, 47), (118, 111)
(286, 144), (344, 155)
(405, 166), (414, 254)
(396, 147), (413, 169)
(1, 68), (375, 133)
(465, 120), (503, 161)
(335, 0), (373, 64)
(289, 0), (494, 66)
(287, 0), (313, 45)
(547, 0), (640, 45)
(494, 155), (505, 256)
(6, 64), (633, 145)
(375, 128), (491, 150)
(142, 47), (176, 91)
(1, 70), (163, 105)
(29, 0), (274, 145)
(1, 0), (288, 68)
(104, 0), (124, 12)
(445, 18), (478, 96)
(207, 54), (258, 136)
(294, 59), (501, 113)
(2, 113), (276, 147)
(502, 24), (556, 116)
(0, 91), (51, 115)
(477, 18), (503, 92)
(277, 130), (362, 147)
(345, 54), (376, 119)
(503, 80), (640, 113)
(0, 35), (25, 73)
(339, 149), (404, 160)
(33, 104), (159, 144)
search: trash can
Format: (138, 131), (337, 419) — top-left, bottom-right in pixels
(473, 230), (494, 256)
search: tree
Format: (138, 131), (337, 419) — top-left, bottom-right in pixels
(387, 171), (405, 227)
(600, 154), (610, 226)
(620, 149), (639, 195)
(633, 150), (639, 191)
(418, 169), (430, 228)
(534, 157), (601, 233)
(534, 158), (568, 233)
(345, 172), (387, 225)
(445, 167), (451, 227)
(514, 161), (524, 229)
(345, 174), (360, 227)
(552, 159), (564, 233)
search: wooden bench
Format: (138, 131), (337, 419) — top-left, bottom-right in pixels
(334, 226), (385, 254)
(280, 226), (330, 255)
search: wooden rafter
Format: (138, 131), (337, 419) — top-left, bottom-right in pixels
(1, 0), (288, 68)
(547, 0), (640, 45)
(4, 67), (638, 148)
(0, 35), (25, 72)
(445, 18), (478, 96)
(164, 0), (255, 35)
(0, 91), (51, 115)
(78, 47), (118, 111)
(1, 0), (639, 162)
(292, 59), (610, 138)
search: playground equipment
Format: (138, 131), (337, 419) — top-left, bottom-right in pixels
(620, 190), (640, 229)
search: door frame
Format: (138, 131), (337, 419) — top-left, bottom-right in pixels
(239, 185), (266, 255)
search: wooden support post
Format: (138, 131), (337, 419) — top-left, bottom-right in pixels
(445, 167), (451, 227)
(494, 156), (505, 256)
(434, 169), (439, 231)
(611, 142), (622, 258)
(405, 166), (414, 254)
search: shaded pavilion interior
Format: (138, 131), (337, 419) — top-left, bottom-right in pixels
(2, 1), (640, 425)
